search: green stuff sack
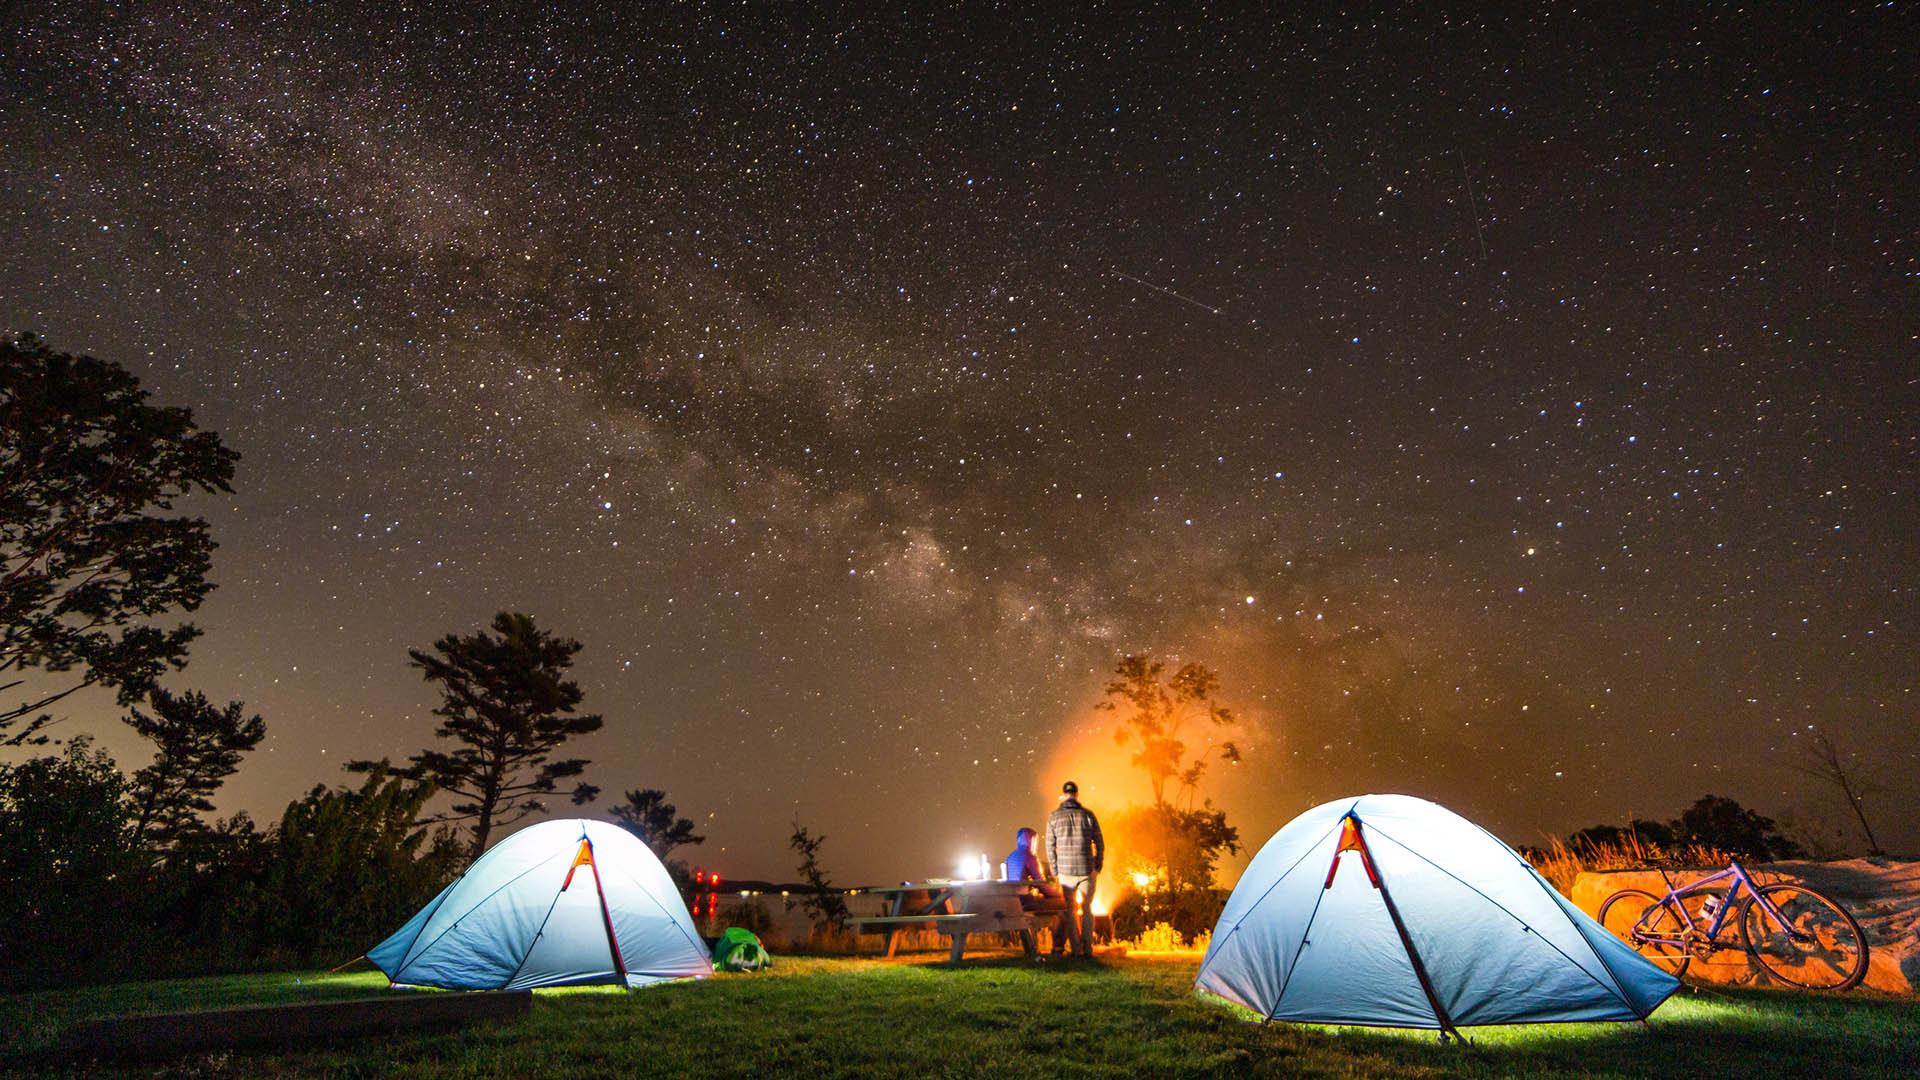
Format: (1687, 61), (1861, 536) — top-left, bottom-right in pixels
(712, 927), (771, 971)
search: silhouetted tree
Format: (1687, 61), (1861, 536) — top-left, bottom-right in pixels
(125, 688), (265, 854)
(1098, 654), (1241, 807)
(1674, 795), (1803, 861)
(789, 820), (848, 929)
(1097, 654), (1243, 902)
(353, 611), (602, 855)
(0, 335), (237, 745)
(611, 788), (705, 861)
(1790, 728), (1885, 856)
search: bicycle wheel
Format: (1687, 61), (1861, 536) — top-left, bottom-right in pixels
(1739, 884), (1868, 991)
(1599, 888), (1692, 977)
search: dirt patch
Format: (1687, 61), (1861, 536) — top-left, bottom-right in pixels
(47, 989), (531, 1062)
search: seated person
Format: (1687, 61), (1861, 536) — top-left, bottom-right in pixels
(1003, 827), (1041, 882)
(1003, 827), (1064, 912)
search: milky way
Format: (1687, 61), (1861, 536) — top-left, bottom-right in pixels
(3, 3), (1914, 880)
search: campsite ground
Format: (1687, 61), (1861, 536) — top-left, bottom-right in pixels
(5, 953), (1917, 1079)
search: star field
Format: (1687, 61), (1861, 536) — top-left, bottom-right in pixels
(2, 3), (1914, 880)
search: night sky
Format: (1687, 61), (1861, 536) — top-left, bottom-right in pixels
(3, 3), (1914, 884)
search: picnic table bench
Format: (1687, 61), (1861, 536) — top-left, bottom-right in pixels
(847, 880), (1070, 961)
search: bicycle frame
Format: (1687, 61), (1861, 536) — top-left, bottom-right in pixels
(1632, 861), (1799, 946)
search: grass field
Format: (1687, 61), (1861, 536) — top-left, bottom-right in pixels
(5, 952), (1917, 1079)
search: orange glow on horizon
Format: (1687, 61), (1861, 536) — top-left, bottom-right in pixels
(1038, 697), (1269, 906)
(1038, 706), (1155, 912)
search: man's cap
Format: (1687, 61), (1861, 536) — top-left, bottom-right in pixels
(1062, 780), (1078, 795)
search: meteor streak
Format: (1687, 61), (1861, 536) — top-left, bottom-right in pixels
(1107, 269), (1224, 315)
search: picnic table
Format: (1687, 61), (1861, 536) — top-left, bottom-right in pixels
(846, 880), (1070, 961)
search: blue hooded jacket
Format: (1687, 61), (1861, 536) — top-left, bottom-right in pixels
(1003, 827), (1041, 881)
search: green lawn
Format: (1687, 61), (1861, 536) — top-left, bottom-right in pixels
(4, 953), (1916, 1079)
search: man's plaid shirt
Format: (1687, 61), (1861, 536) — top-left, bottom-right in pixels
(1046, 798), (1104, 877)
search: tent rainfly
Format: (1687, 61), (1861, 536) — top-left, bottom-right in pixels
(1195, 794), (1679, 1038)
(369, 818), (713, 990)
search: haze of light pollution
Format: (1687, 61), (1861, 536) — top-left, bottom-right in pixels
(2, 3), (1913, 884)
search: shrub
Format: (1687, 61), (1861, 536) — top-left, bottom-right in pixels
(1110, 887), (1228, 945)
(1122, 921), (1212, 953)
(0, 739), (145, 987)
(242, 768), (466, 964)
(1536, 795), (1800, 894)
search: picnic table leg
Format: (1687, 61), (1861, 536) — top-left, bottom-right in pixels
(949, 930), (966, 963)
(884, 891), (908, 958)
(1019, 929), (1037, 958)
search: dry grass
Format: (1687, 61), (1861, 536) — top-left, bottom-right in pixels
(1528, 834), (1734, 895)
(1119, 922), (1210, 955)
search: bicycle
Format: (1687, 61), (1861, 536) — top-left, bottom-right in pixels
(1597, 861), (1868, 991)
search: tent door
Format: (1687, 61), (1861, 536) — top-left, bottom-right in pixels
(1326, 813), (1463, 1041)
(564, 837), (629, 985)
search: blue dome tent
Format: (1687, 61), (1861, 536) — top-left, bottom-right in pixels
(1196, 795), (1678, 1037)
(369, 819), (712, 990)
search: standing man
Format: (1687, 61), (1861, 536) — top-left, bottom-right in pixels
(1045, 780), (1103, 957)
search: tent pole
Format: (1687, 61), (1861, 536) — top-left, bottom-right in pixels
(582, 838), (631, 988)
(1351, 816), (1463, 1043)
